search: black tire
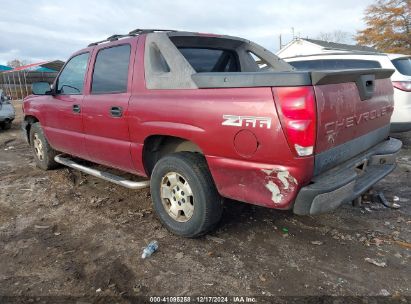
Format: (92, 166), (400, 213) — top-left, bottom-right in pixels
(0, 121), (12, 130)
(29, 122), (59, 170)
(150, 152), (223, 237)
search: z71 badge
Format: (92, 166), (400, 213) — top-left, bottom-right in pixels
(222, 115), (272, 129)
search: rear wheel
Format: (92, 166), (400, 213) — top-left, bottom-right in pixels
(29, 122), (59, 170)
(150, 152), (223, 237)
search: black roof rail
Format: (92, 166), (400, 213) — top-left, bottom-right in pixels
(88, 34), (128, 47)
(88, 29), (177, 47)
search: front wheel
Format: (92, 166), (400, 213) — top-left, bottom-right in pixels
(150, 152), (223, 237)
(29, 122), (59, 170)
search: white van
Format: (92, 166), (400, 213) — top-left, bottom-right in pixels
(283, 52), (411, 132)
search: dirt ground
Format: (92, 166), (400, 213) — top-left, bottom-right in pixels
(0, 101), (410, 302)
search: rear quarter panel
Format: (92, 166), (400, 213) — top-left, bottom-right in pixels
(128, 87), (314, 208)
(128, 36), (314, 209)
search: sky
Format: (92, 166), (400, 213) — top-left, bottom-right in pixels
(0, 0), (375, 65)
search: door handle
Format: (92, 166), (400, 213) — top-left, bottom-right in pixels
(72, 104), (81, 113)
(110, 106), (123, 117)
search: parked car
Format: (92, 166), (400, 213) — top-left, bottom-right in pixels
(22, 29), (401, 237)
(283, 52), (411, 133)
(0, 89), (15, 130)
(387, 54), (411, 132)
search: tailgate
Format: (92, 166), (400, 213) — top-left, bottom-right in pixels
(312, 69), (395, 175)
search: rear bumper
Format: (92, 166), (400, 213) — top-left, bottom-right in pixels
(293, 137), (402, 215)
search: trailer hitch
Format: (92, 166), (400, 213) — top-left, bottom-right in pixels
(353, 190), (401, 209)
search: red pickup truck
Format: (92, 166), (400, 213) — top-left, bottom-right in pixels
(23, 29), (402, 237)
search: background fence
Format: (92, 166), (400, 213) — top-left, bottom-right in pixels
(0, 71), (58, 100)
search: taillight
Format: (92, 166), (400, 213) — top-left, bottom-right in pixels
(392, 81), (411, 92)
(273, 86), (316, 157)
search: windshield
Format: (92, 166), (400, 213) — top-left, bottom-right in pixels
(392, 57), (411, 76)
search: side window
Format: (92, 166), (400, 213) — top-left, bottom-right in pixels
(392, 57), (411, 76)
(91, 44), (131, 94)
(57, 53), (89, 95)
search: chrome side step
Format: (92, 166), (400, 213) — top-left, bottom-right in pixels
(54, 155), (150, 190)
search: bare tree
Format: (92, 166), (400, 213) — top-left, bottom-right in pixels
(316, 30), (352, 43)
(7, 59), (30, 69)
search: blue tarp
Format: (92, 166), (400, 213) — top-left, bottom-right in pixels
(0, 65), (12, 71)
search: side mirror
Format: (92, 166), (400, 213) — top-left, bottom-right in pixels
(32, 82), (51, 95)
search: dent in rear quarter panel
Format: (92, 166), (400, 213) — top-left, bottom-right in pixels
(206, 156), (313, 209)
(314, 79), (394, 154)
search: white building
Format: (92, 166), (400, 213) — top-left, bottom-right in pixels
(276, 38), (378, 59)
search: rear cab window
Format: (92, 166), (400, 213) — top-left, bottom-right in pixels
(91, 44), (131, 94)
(178, 48), (239, 72)
(391, 57), (411, 76)
(289, 59), (381, 70)
(167, 35), (291, 74)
